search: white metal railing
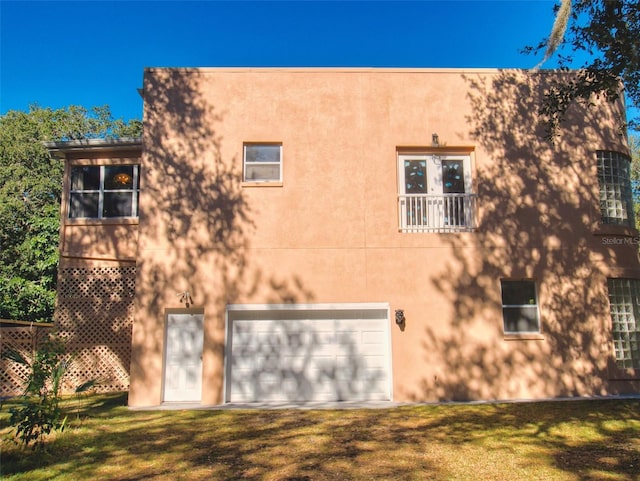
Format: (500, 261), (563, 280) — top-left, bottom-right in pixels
(398, 193), (477, 232)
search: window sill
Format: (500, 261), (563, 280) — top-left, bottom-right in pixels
(242, 181), (283, 188)
(503, 333), (545, 341)
(64, 217), (139, 226)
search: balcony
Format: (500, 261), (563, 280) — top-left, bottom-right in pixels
(398, 193), (477, 233)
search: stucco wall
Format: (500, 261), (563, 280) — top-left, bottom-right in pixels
(58, 149), (140, 262)
(129, 68), (639, 406)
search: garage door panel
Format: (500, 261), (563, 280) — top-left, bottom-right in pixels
(335, 354), (386, 369)
(232, 354), (336, 371)
(362, 330), (386, 343)
(352, 344), (387, 357)
(226, 306), (391, 403)
(231, 373), (336, 402)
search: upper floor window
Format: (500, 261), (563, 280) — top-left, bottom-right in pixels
(243, 143), (282, 182)
(398, 153), (475, 232)
(607, 278), (640, 370)
(500, 279), (541, 334)
(69, 165), (140, 219)
(597, 151), (634, 228)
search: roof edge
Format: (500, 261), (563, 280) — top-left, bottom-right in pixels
(142, 66), (571, 74)
(44, 137), (142, 157)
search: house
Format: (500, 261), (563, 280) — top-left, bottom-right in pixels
(50, 68), (640, 406)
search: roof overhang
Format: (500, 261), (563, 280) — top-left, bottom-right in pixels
(44, 137), (142, 159)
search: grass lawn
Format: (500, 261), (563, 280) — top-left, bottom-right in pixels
(1, 393), (639, 481)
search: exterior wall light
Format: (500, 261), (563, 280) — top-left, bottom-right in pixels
(177, 291), (193, 307)
(432, 133), (439, 147)
(395, 309), (405, 327)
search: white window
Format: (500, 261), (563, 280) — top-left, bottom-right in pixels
(398, 153), (475, 232)
(597, 151), (634, 227)
(69, 165), (140, 219)
(500, 280), (540, 334)
(243, 143), (282, 182)
(607, 278), (640, 370)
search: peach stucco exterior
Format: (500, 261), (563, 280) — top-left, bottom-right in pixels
(57, 145), (141, 264)
(54, 68), (640, 406)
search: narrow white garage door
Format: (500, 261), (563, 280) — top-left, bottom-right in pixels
(225, 304), (391, 403)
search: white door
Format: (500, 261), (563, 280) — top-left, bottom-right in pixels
(163, 313), (204, 402)
(225, 305), (392, 403)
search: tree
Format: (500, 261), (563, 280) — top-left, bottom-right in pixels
(525, 0), (639, 139)
(0, 105), (142, 322)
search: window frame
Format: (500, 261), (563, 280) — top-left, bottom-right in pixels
(68, 164), (140, 220)
(500, 279), (541, 335)
(597, 150), (635, 228)
(397, 152), (475, 232)
(607, 278), (640, 371)
(243, 143), (283, 184)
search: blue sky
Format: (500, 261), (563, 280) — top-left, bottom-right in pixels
(2, 1), (563, 121)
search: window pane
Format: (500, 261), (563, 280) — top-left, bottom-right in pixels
(503, 307), (539, 333)
(104, 166), (135, 190)
(68, 164), (140, 219)
(597, 151), (634, 226)
(607, 278), (640, 369)
(245, 164), (280, 182)
(245, 145), (280, 163)
(404, 160), (427, 194)
(103, 192), (133, 217)
(442, 159), (465, 194)
(69, 193), (99, 218)
(71, 166), (100, 190)
(501, 280), (540, 333)
(501, 281), (537, 306)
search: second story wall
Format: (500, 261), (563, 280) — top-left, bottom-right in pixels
(57, 146), (141, 262)
(140, 68), (631, 254)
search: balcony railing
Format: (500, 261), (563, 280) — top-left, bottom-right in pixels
(398, 193), (477, 233)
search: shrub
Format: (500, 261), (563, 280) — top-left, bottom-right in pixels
(3, 334), (69, 449)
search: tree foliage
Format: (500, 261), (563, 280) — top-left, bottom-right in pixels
(0, 105), (142, 322)
(525, 0), (639, 138)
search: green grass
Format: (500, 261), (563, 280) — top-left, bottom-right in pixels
(1, 393), (639, 480)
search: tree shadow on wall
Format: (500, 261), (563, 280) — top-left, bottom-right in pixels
(412, 70), (633, 402)
(135, 69), (381, 402)
(140, 68), (253, 319)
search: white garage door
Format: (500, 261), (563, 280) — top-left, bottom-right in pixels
(225, 304), (392, 403)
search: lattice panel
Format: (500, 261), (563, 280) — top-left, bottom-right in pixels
(0, 326), (53, 398)
(55, 299), (134, 335)
(58, 266), (136, 300)
(61, 344), (132, 393)
(55, 265), (136, 394)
